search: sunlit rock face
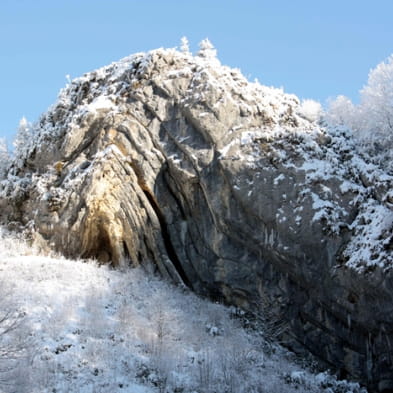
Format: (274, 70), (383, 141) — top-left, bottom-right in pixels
(1, 46), (393, 391)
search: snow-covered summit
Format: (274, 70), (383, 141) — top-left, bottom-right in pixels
(14, 41), (318, 166)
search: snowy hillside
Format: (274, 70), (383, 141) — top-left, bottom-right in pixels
(0, 229), (366, 393)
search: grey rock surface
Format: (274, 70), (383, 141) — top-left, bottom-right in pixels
(1, 47), (393, 391)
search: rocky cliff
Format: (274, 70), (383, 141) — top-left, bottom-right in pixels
(1, 44), (393, 391)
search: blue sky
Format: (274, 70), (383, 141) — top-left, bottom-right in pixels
(1, 0), (392, 143)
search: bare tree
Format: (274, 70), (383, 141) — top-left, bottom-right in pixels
(0, 284), (31, 392)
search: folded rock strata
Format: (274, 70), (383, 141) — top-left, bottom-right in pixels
(1, 46), (393, 391)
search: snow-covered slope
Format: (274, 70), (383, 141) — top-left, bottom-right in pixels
(0, 229), (366, 393)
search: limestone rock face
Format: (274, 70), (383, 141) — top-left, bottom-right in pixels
(1, 47), (393, 391)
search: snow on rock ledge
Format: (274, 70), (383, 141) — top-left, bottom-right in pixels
(1, 44), (393, 391)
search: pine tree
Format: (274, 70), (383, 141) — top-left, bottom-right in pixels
(180, 36), (190, 55)
(14, 117), (31, 152)
(0, 138), (9, 178)
(197, 38), (217, 59)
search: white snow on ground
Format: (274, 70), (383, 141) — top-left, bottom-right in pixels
(0, 230), (367, 393)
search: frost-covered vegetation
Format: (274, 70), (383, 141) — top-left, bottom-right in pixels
(327, 55), (393, 173)
(0, 139), (9, 179)
(0, 229), (367, 393)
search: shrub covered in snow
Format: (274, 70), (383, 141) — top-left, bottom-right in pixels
(298, 99), (323, 122)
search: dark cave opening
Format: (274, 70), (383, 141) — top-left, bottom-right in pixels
(83, 227), (113, 264)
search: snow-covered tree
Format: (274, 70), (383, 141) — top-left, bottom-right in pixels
(0, 138), (9, 178)
(0, 138), (8, 162)
(65, 74), (71, 84)
(327, 95), (358, 128)
(0, 280), (29, 391)
(360, 54), (393, 138)
(298, 99), (323, 122)
(197, 38), (217, 59)
(327, 55), (393, 172)
(14, 117), (32, 152)
(180, 36), (190, 55)
(13, 116), (35, 166)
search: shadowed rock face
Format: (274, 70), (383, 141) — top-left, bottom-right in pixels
(1, 48), (393, 391)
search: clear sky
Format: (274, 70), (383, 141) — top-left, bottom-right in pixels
(1, 0), (392, 143)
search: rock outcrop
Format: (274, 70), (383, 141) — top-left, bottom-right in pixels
(1, 45), (393, 391)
